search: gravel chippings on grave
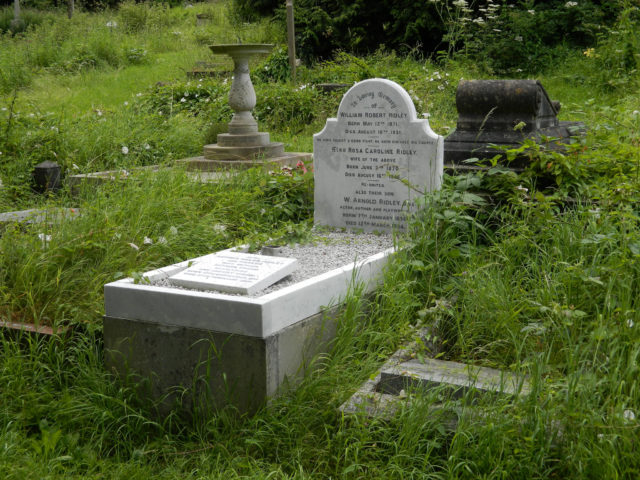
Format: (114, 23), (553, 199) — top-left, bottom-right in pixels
(152, 230), (396, 297)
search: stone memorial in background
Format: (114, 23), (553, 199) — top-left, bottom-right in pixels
(314, 78), (443, 232)
(444, 79), (585, 170)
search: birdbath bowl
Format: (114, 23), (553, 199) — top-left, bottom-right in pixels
(209, 44), (273, 134)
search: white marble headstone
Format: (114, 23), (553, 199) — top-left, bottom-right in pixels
(314, 78), (443, 232)
(168, 252), (297, 295)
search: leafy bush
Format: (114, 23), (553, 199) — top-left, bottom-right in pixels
(139, 79), (231, 120)
(231, 0), (279, 22)
(253, 83), (320, 132)
(589, 4), (640, 90)
(0, 6), (54, 34)
(234, 0), (623, 73)
(254, 46), (291, 83)
(116, 1), (178, 34)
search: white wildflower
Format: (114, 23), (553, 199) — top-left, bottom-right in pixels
(180, 97), (187, 103)
(472, 17), (485, 24)
(143, 236), (153, 245)
(121, 146), (129, 155)
(38, 233), (52, 245)
(128, 243), (139, 251)
(515, 35), (523, 42)
(528, 9), (535, 14)
(50, 126), (58, 132)
(565, 1), (578, 7)
(213, 224), (226, 233)
(515, 185), (529, 193)
(123, 101), (128, 106)
(157, 236), (167, 245)
(623, 409), (636, 421)
(452, 0), (467, 7)
(106, 20), (117, 28)
(627, 319), (635, 328)
(633, 110), (639, 115)
(437, 85), (445, 91)
(144, 143), (151, 150)
(136, 92), (142, 97)
(169, 226), (178, 235)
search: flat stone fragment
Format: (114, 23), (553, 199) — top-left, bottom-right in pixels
(168, 252), (297, 295)
(378, 358), (530, 398)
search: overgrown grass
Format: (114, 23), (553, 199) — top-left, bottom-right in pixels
(1, 0), (640, 478)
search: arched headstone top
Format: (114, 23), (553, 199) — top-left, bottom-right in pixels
(314, 78), (443, 233)
(337, 78), (419, 122)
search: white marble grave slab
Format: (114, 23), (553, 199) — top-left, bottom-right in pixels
(314, 78), (443, 233)
(168, 252), (297, 295)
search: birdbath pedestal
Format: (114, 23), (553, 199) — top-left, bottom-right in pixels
(194, 44), (286, 169)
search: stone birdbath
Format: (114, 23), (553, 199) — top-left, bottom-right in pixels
(178, 43), (311, 171)
(209, 44), (272, 136)
(183, 43), (302, 170)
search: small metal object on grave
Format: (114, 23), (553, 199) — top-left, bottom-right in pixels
(444, 80), (585, 171)
(33, 160), (61, 193)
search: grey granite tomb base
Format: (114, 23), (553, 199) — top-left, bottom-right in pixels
(104, 305), (337, 415)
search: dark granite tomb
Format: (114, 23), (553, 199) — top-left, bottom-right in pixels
(444, 80), (584, 170)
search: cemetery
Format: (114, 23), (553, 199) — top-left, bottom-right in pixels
(1, 0), (640, 477)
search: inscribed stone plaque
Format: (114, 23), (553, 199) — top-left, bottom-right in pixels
(168, 252), (297, 295)
(314, 78), (443, 232)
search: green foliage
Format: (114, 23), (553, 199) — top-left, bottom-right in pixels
(588, 3), (640, 90)
(464, 0), (623, 74)
(235, 0), (623, 75)
(116, 1), (180, 34)
(0, 6), (54, 34)
(139, 79), (231, 120)
(231, 0), (279, 22)
(254, 83), (319, 132)
(254, 46), (291, 83)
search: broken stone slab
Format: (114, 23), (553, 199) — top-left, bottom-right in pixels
(378, 357), (531, 399)
(0, 207), (80, 226)
(341, 328), (530, 422)
(444, 79), (585, 171)
(67, 165), (160, 195)
(177, 153), (312, 171)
